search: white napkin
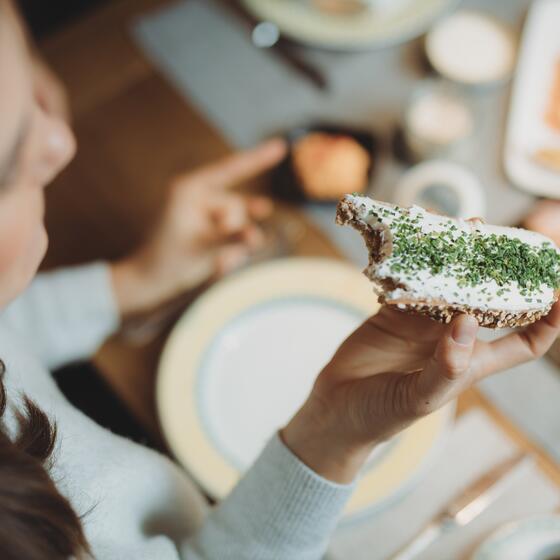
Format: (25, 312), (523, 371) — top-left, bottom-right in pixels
(328, 409), (560, 560)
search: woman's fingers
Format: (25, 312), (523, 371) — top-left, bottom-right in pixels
(211, 194), (250, 235)
(438, 315), (479, 380)
(246, 195), (274, 220)
(473, 301), (560, 380)
(174, 239), (255, 289)
(214, 243), (252, 276)
(210, 192), (271, 235)
(189, 138), (287, 189)
(208, 195), (267, 263)
(407, 314), (478, 415)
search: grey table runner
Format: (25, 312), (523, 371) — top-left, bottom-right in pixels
(132, 0), (535, 224)
(132, 0), (560, 464)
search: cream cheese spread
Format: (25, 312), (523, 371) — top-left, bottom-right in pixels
(345, 194), (560, 312)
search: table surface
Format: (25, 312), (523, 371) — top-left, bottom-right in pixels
(38, 0), (560, 489)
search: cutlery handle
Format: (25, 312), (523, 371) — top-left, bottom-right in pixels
(389, 521), (445, 560)
(268, 41), (328, 91)
(223, 0), (328, 91)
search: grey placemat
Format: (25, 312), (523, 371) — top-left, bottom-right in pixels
(131, 0), (560, 463)
(132, 0), (316, 148)
(330, 409), (560, 560)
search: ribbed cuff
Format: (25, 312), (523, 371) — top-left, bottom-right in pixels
(76, 261), (120, 327)
(57, 261), (120, 334)
(32, 262), (120, 368)
(256, 433), (356, 534)
(192, 433), (355, 560)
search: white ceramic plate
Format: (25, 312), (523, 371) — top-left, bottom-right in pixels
(472, 515), (560, 560)
(241, 0), (460, 51)
(504, 0), (560, 197)
(157, 257), (454, 521)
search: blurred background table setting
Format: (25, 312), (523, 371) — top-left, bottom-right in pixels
(25, 0), (560, 557)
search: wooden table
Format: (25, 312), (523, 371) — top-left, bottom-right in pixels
(39, 0), (560, 489)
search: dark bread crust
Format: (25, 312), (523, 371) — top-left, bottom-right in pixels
(381, 298), (552, 328)
(336, 197), (559, 328)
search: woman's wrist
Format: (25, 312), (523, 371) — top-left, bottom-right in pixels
(110, 256), (164, 316)
(281, 394), (376, 484)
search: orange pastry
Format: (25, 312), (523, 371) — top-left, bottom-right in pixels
(291, 132), (371, 201)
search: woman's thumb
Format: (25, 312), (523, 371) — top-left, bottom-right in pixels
(410, 314), (478, 415)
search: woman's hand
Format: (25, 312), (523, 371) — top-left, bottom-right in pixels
(282, 303), (560, 483)
(111, 139), (286, 315)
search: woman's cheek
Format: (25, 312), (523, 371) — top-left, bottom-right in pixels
(33, 222), (49, 265)
(0, 209), (30, 272)
(0, 188), (47, 304)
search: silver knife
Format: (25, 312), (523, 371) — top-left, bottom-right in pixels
(390, 452), (528, 560)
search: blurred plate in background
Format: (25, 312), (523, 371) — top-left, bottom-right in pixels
(241, 0), (460, 51)
(157, 257), (454, 521)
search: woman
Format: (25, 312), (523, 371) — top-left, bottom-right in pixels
(2, 2), (560, 559)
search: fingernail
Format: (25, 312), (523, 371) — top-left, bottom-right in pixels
(452, 316), (478, 345)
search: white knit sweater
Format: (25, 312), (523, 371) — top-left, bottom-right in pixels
(0, 263), (353, 559)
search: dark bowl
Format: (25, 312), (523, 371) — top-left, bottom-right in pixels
(271, 123), (378, 204)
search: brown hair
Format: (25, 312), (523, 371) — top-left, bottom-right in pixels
(0, 373), (90, 560)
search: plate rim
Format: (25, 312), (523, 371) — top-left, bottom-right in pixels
(240, 0), (461, 51)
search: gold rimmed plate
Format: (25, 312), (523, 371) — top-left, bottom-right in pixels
(241, 0), (460, 51)
(157, 257), (454, 521)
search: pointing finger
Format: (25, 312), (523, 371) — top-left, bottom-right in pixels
(190, 138), (287, 189)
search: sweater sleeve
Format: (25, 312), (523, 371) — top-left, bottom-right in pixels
(0, 262), (119, 370)
(183, 433), (354, 560)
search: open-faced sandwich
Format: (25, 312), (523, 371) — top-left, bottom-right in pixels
(337, 194), (560, 328)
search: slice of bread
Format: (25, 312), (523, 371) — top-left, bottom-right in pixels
(337, 194), (560, 328)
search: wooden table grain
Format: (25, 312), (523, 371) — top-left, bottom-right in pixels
(39, 0), (560, 490)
